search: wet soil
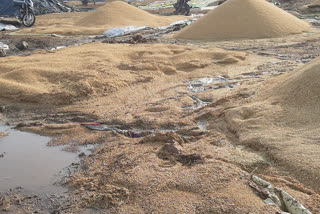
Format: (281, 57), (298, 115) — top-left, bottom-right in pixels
(0, 32), (93, 57)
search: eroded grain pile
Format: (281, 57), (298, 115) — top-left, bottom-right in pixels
(175, 0), (311, 41)
(0, 43), (245, 105)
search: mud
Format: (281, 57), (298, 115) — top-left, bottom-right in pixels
(0, 33), (93, 57)
(82, 123), (177, 138)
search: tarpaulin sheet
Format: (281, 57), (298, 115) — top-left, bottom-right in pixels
(0, 23), (18, 30)
(33, 0), (73, 15)
(1, 0), (74, 16)
(0, 0), (19, 17)
(139, 0), (218, 10)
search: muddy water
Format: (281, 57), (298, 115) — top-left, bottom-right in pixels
(197, 120), (208, 130)
(187, 76), (240, 93)
(0, 126), (91, 194)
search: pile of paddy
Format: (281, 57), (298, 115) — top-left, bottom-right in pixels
(18, 1), (185, 35)
(224, 56), (320, 196)
(266, 57), (320, 124)
(175, 0), (311, 41)
(0, 43), (246, 105)
(76, 1), (181, 28)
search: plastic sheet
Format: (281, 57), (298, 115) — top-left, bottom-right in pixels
(103, 19), (191, 37)
(139, 0), (218, 10)
(0, 23), (17, 31)
(0, 42), (9, 50)
(33, 0), (73, 15)
(0, 0), (19, 16)
(251, 176), (312, 214)
(103, 26), (149, 37)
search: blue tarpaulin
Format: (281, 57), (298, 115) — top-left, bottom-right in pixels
(1, 0), (75, 16)
(0, 0), (20, 17)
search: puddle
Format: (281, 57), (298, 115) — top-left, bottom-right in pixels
(182, 95), (211, 110)
(243, 61), (299, 78)
(189, 95), (210, 108)
(196, 120), (208, 130)
(50, 40), (93, 51)
(77, 8), (96, 12)
(50, 46), (66, 51)
(187, 76), (240, 93)
(296, 58), (313, 64)
(242, 71), (282, 77)
(304, 18), (320, 27)
(187, 76), (228, 93)
(183, 76), (242, 110)
(0, 126), (93, 194)
(83, 124), (176, 138)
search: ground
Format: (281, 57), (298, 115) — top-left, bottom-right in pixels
(0, 0), (320, 213)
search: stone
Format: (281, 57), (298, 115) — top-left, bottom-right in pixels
(16, 41), (29, 50)
(0, 49), (6, 57)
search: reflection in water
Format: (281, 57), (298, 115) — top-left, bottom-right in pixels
(0, 126), (92, 194)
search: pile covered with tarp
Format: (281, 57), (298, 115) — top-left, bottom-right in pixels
(32, 0), (73, 15)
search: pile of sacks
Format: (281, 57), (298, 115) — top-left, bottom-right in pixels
(33, 0), (73, 15)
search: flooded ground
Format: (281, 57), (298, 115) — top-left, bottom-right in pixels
(0, 126), (93, 194)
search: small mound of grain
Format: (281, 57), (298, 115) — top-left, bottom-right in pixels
(175, 0), (311, 41)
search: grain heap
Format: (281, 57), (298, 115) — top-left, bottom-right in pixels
(175, 0), (310, 41)
(76, 1), (182, 28)
(269, 57), (320, 123)
(0, 43), (245, 105)
(19, 1), (185, 35)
